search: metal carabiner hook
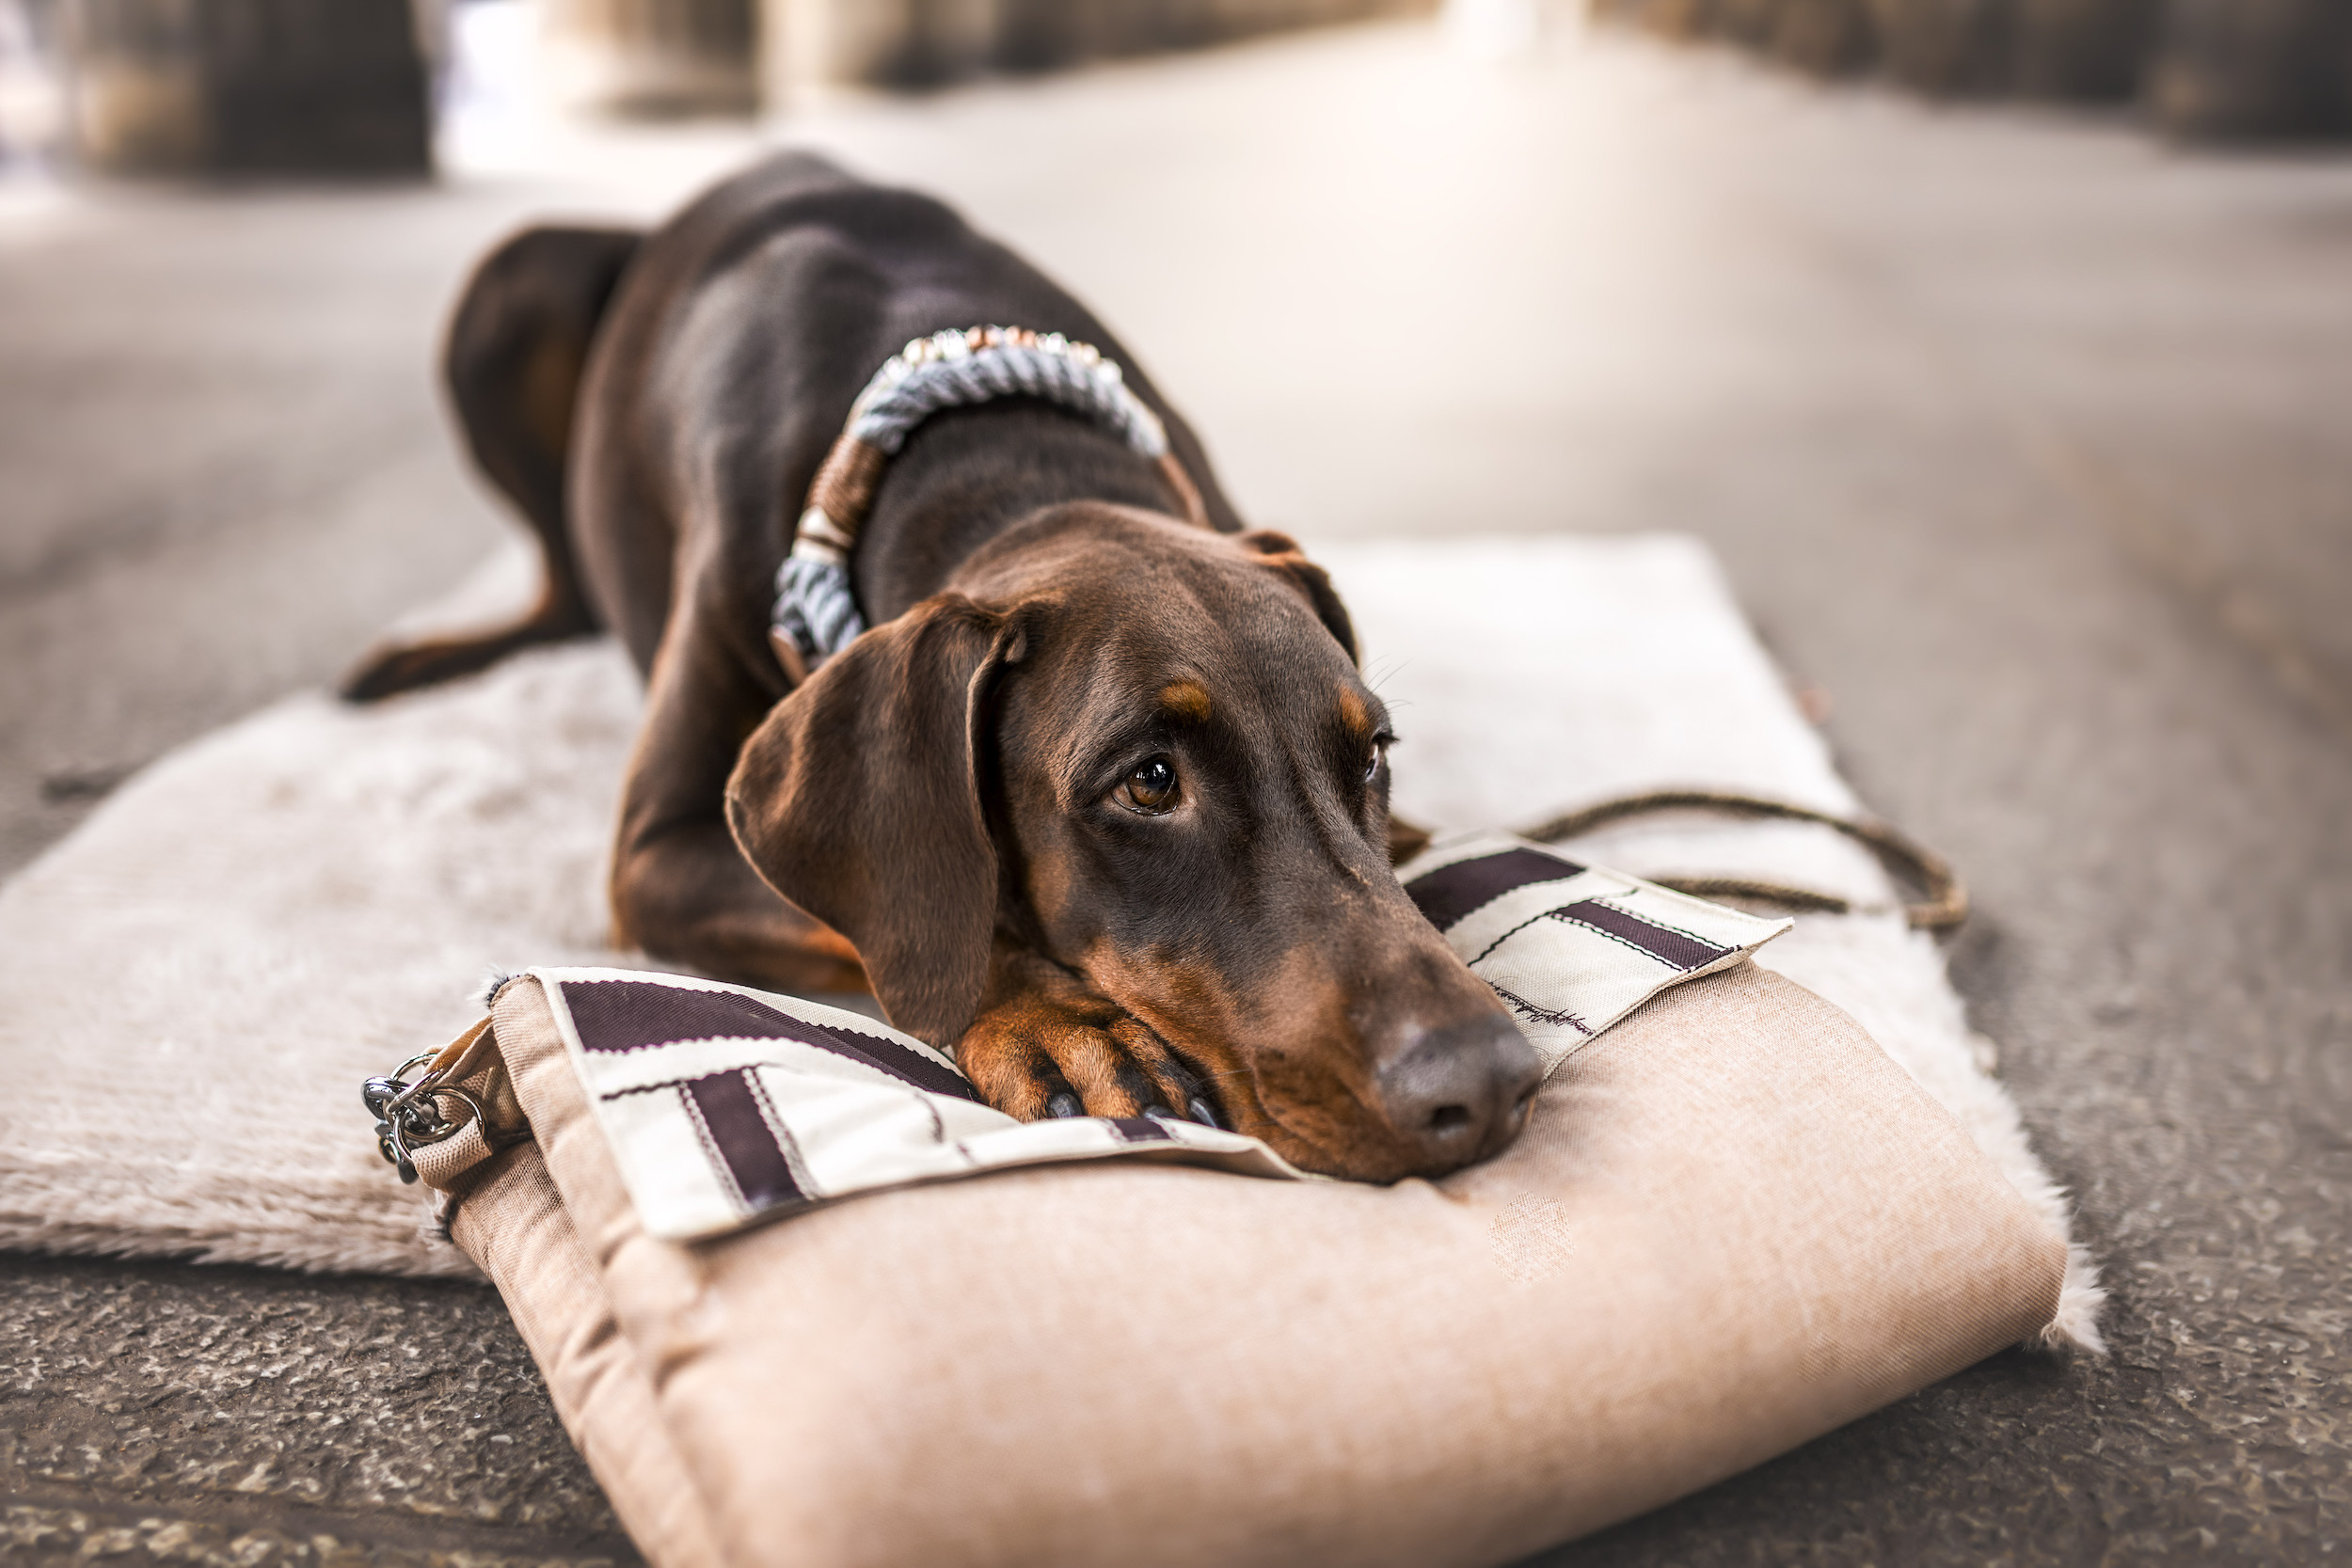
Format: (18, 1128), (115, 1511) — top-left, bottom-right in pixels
(363, 1051), (483, 1184)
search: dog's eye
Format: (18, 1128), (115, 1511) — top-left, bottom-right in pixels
(1364, 734), (1394, 784)
(1119, 755), (1181, 815)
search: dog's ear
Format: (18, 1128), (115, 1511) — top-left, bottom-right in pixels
(727, 594), (1023, 1051)
(1234, 530), (1359, 664)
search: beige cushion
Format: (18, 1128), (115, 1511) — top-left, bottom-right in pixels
(446, 961), (2062, 1568)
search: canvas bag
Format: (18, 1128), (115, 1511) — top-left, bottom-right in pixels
(390, 848), (2065, 1567)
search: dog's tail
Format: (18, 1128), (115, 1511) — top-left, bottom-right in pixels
(341, 225), (644, 703)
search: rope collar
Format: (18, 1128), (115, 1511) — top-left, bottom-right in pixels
(771, 325), (1208, 679)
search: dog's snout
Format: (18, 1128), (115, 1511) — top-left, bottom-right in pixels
(1375, 1014), (1544, 1176)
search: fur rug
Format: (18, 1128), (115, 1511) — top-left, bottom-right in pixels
(0, 533), (2104, 1351)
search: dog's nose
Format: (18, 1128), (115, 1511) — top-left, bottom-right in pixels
(1375, 1014), (1544, 1176)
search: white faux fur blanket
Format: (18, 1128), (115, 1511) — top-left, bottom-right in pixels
(0, 533), (2104, 1351)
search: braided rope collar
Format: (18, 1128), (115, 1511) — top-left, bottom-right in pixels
(770, 325), (1208, 678)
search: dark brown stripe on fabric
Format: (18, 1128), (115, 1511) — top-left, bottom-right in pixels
(1108, 1117), (1173, 1143)
(1549, 900), (1730, 971)
(561, 979), (977, 1101)
(681, 1070), (803, 1211)
(1405, 847), (1586, 931)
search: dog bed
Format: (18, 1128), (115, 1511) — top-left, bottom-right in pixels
(401, 929), (2060, 1567)
(385, 836), (1794, 1239)
(0, 532), (2104, 1346)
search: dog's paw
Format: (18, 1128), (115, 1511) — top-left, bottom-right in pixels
(957, 974), (1222, 1130)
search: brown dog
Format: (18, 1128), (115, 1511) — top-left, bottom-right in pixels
(347, 152), (1539, 1181)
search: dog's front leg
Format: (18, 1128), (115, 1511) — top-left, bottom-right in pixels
(612, 594), (868, 995)
(958, 945), (1223, 1129)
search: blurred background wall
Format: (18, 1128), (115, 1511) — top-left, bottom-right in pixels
(0, 0), (1442, 179)
(1, 0), (2345, 187)
(1595, 0), (2352, 139)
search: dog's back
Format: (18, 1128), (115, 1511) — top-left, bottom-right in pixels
(573, 151), (1226, 675)
(348, 152), (1231, 696)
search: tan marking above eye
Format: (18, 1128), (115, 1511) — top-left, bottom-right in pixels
(1159, 680), (1213, 723)
(1337, 687), (1372, 743)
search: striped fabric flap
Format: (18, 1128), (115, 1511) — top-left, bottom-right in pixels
(532, 967), (1310, 1242)
(1396, 835), (1793, 1075)
(531, 854), (1782, 1239)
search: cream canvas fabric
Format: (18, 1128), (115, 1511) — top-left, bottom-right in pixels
(1399, 834), (1791, 1073)
(530, 967), (1305, 1238)
(446, 961), (2067, 1568)
(419, 852), (1785, 1242)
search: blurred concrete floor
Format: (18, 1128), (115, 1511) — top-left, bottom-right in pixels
(4, 14), (2350, 1565)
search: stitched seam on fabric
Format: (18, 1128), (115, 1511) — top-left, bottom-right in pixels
(675, 1084), (747, 1213)
(1468, 908), (1557, 968)
(1573, 898), (1726, 950)
(1551, 915), (1692, 969)
(1405, 847), (1586, 930)
(742, 1067), (818, 1202)
(598, 1068), (777, 1101)
(1488, 983), (1595, 1035)
(569, 1023), (968, 1097)
(556, 981), (967, 1086)
(1549, 898), (1733, 969)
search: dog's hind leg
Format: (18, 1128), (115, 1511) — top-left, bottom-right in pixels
(342, 225), (644, 702)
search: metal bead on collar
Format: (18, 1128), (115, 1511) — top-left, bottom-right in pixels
(771, 325), (1197, 679)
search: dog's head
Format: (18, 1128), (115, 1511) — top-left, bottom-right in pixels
(726, 504), (1538, 1180)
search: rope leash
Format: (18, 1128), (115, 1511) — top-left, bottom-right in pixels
(1514, 789), (1969, 932)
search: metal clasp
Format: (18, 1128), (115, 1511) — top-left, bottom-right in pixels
(361, 1050), (487, 1185)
